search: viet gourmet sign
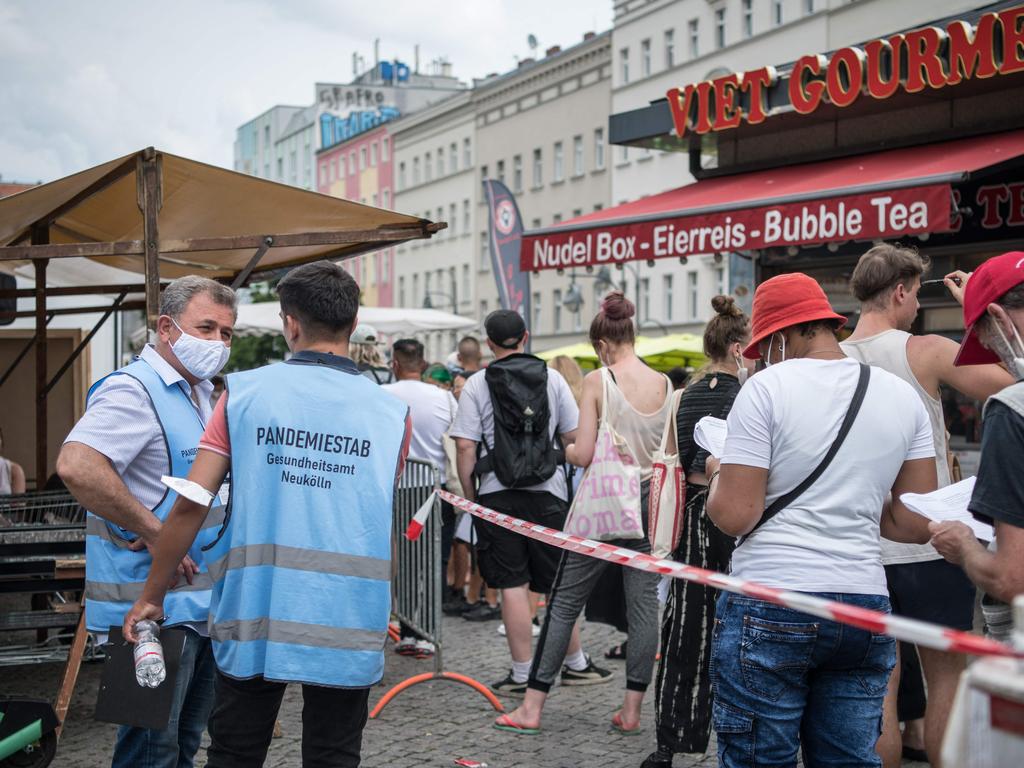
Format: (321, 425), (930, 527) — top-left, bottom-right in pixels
(666, 5), (1024, 138)
(521, 186), (950, 271)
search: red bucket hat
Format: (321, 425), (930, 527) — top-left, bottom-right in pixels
(954, 251), (1024, 366)
(743, 273), (848, 359)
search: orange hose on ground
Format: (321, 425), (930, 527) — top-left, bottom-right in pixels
(369, 671), (505, 719)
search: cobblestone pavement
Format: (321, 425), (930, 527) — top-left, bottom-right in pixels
(3, 608), (928, 768)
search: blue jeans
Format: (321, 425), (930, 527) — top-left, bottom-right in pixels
(112, 630), (216, 768)
(710, 592), (896, 767)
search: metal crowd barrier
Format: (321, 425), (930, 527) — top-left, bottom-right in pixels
(370, 459), (502, 719)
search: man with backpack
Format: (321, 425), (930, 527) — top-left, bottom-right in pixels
(451, 310), (582, 694)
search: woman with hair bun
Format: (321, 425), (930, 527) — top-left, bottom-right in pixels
(641, 294), (753, 768)
(498, 292), (672, 736)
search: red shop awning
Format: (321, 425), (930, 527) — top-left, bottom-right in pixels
(521, 129), (1024, 272)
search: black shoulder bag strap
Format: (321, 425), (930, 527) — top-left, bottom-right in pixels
(748, 363), (871, 535)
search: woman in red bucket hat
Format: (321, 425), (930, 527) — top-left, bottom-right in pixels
(701, 272), (938, 767)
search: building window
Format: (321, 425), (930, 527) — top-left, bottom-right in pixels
(370, 143), (378, 166)
(276, 157), (284, 179)
(399, 276), (406, 307)
(665, 29), (675, 68)
(462, 264), (470, 301)
(336, 157), (342, 179)
(715, 265), (726, 296)
(572, 135), (584, 176)
(449, 203), (457, 235)
(618, 145), (629, 164)
(513, 155), (523, 193)
(688, 272), (699, 320)
(398, 161), (406, 189)
(481, 164), (489, 185)
(572, 208), (582, 218)
(413, 157), (421, 185)
(531, 217), (542, 229)
(320, 163), (328, 183)
(449, 142), (458, 173)
(372, 192), (378, 207)
(552, 213), (562, 225)
(715, 8), (726, 49)
(594, 128), (605, 169)
(425, 271), (432, 295)
(663, 275), (674, 321)
(620, 47), (630, 84)
(479, 299), (488, 320)
(532, 148), (543, 187)
(773, 0), (783, 26)
(743, 0), (753, 37)
(479, 232), (490, 272)
(804, 0), (815, 15)
(688, 18), (699, 58)
(425, 152), (432, 181)
(641, 39), (651, 77)
(382, 137), (390, 160)
(463, 199), (470, 231)
(413, 273), (420, 303)
(383, 188), (390, 208)
(463, 137), (472, 168)
(553, 141), (564, 182)
(360, 147), (367, 170)
(533, 292), (542, 332)
(438, 147), (445, 175)
(641, 278), (650, 321)
(349, 152), (356, 175)
(553, 289), (562, 332)
(496, 159), (505, 184)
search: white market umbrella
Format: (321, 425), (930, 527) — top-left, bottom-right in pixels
(234, 301), (477, 338)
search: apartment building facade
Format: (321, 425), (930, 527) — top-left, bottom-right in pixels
(392, 93), (478, 360)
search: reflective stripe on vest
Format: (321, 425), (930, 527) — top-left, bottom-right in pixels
(210, 360), (407, 688)
(84, 358), (222, 632)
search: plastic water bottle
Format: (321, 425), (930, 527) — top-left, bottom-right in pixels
(133, 620), (166, 688)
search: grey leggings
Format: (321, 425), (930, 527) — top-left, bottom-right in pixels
(528, 483), (660, 693)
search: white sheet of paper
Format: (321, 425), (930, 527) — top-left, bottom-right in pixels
(693, 416), (728, 458)
(161, 475), (215, 506)
(900, 476), (993, 541)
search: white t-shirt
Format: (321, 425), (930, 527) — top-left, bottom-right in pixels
(449, 364), (579, 501)
(382, 379), (457, 483)
(722, 358), (934, 596)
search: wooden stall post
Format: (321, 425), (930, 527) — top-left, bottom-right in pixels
(136, 149), (163, 332)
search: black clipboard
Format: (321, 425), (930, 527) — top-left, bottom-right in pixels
(94, 626), (187, 730)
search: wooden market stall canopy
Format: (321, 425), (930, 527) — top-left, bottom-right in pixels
(0, 146), (443, 483)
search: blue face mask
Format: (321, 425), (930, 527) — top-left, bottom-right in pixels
(171, 319), (230, 380)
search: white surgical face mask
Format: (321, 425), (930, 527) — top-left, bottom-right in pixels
(171, 319), (230, 381)
(990, 318), (1024, 381)
(734, 354), (749, 386)
(763, 333), (785, 367)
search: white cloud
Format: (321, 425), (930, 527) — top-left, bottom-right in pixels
(0, 0), (612, 183)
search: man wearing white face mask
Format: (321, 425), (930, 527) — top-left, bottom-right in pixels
(57, 275), (236, 768)
(929, 251), (1024, 641)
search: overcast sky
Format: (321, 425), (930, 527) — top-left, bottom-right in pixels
(0, 0), (613, 184)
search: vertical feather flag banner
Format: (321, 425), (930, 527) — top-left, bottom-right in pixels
(483, 179), (530, 350)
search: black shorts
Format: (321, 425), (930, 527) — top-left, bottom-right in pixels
(474, 490), (568, 594)
(884, 558), (977, 632)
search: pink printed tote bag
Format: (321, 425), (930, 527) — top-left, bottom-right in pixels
(563, 369), (644, 541)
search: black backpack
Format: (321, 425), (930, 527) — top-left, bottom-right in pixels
(475, 354), (564, 488)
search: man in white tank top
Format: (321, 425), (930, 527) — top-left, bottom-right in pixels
(842, 243), (1013, 766)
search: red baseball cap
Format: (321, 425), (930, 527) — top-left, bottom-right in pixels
(954, 251), (1024, 366)
(743, 273), (848, 359)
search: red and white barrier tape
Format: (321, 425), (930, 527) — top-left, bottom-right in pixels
(407, 490), (1023, 660)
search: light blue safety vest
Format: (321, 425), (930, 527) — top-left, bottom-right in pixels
(84, 358), (223, 632)
(206, 353), (408, 688)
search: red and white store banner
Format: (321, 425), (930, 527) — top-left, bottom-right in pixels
(408, 490), (1023, 660)
(521, 184), (951, 272)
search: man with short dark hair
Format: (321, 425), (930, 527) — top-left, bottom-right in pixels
(450, 310), (591, 695)
(456, 335), (482, 375)
(930, 251), (1024, 637)
(58, 275), (237, 768)
(842, 242), (1012, 765)
(123, 260), (411, 768)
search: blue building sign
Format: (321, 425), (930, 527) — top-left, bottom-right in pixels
(319, 106), (400, 149)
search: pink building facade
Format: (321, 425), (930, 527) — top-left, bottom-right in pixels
(316, 125), (395, 307)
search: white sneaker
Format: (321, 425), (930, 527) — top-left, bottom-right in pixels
(395, 636), (418, 655)
(497, 622), (541, 637)
(414, 639), (435, 658)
